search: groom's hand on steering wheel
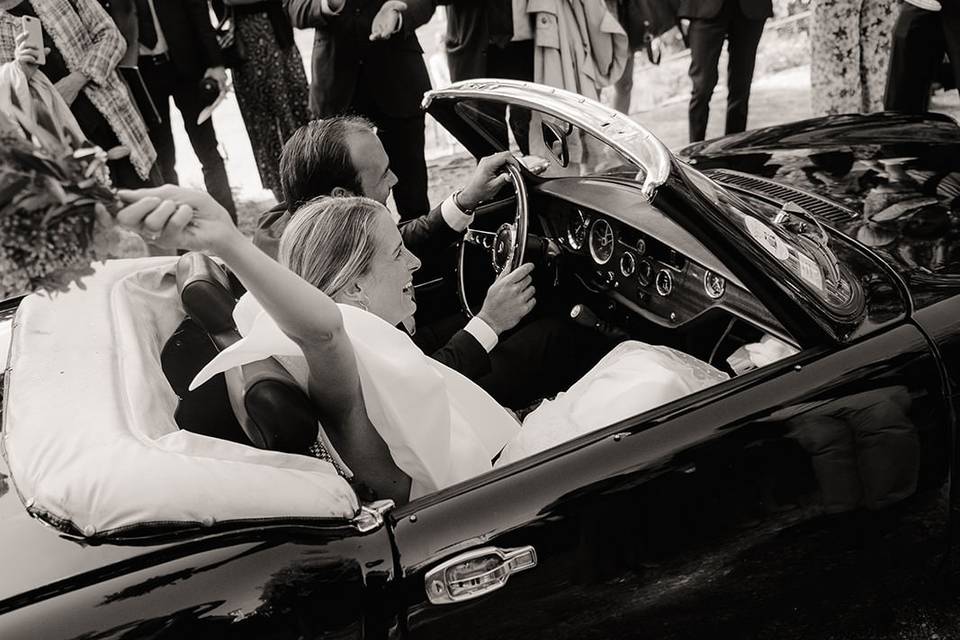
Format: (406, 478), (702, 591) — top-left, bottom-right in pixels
(457, 151), (518, 211)
(477, 263), (536, 335)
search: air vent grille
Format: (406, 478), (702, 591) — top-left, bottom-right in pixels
(705, 169), (859, 226)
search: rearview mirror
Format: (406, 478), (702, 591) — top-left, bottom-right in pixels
(541, 120), (570, 168)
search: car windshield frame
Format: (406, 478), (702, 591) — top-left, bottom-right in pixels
(423, 79), (672, 198)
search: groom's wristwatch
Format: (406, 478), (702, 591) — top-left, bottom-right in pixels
(453, 189), (478, 216)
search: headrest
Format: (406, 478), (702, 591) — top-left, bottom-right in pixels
(2, 258), (357, 538)
(176, 252), (238, 348)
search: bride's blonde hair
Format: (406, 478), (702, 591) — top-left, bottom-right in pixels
(279, 196), (383, 301)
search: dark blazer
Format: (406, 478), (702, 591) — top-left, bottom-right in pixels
(283, 0), (434, 118)
(254, 202), (463, 263)
(677, 0), (772, 20)
(152, 0), (224, 81)
(428, 329), (490, 380)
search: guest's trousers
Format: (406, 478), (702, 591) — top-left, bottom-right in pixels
(139, 57), (237, 221)
(351, 73), (430, 222)
(686, 4), (766, 142)
(884, 4), (960, 113)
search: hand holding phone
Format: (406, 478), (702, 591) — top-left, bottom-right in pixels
(19, 15), (46, 67)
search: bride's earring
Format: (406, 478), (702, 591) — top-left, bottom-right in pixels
(357, 294), (370, 312)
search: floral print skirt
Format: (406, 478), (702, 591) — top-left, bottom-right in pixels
(810, 0), (899, 116)
(231, 12), (311, 199)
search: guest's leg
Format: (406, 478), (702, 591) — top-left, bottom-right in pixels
(612, 51), (635, 115)
(377, 111), (431, 221)
(170, 82), (237, 222)
(940, 10), (960, 106)
(139, 61), (178, 185)
(488, 40), (535, 153)
(686, 15), (727, 142)
(884, 4), (944, 112)
(724, 14), (766, 135)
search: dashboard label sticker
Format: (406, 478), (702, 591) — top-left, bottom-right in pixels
(744, 217), (790, 260)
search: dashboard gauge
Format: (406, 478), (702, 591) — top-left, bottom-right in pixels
(635, 237), (647, 256)
(589, 219), (615, 265)
(703, 270), (726, 299)
(619, 251), (636, 277)
(566, 209), (589, 250)
(655, 269), (673, 296)
(637, 259), (653, 286)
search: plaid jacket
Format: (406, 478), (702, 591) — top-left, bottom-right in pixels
(0, 0), (156, 179)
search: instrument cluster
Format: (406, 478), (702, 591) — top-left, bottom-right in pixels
(559, 208), (731, 327)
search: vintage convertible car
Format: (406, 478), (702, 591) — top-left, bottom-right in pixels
(2, 80), (960, 639)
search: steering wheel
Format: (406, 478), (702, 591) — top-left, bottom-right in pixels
(456, 163), (529, 318)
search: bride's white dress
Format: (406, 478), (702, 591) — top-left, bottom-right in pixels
(192, 295), (728, 498)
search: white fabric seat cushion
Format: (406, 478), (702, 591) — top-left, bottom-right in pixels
(2, 258), (357, 537)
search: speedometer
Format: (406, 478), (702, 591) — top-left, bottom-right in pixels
(589, 219), (615, 265)
(567, 209), (589, 250)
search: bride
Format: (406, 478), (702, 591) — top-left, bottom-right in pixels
(117, 187), (729, 505)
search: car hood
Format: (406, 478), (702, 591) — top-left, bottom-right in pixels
(678, 112), (960, 308)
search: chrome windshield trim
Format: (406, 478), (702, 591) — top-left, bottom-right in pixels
(423, 79), (672, 198)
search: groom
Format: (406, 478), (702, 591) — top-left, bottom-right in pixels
(255, 116), (609, 408)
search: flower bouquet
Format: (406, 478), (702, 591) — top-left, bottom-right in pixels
(0, 92), (132, 300)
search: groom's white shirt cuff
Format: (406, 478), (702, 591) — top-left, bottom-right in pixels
(464, 317), (499, 353)
(440, 195), (475, 232)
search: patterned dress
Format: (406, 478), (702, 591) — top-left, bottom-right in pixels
(230, 6), (310, 199)
(810, 0), (900, 115)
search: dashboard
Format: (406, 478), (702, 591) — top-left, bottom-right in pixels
(543, 201), (784, 337)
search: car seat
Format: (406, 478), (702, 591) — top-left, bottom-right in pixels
(160, 252), (338, 462)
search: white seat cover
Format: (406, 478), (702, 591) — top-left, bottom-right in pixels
(2, 258), (357, 537)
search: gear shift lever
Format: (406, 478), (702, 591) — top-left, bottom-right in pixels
(570, 304), (629, 340)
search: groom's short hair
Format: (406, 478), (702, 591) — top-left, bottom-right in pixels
(280, 116), (374, 210)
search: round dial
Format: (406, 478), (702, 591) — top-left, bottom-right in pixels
(655, 269), (673, 296)
(567, 209), (589, 250)
(589, 219), (616, 265)
(637, 259), (653, 286)
(620, 251), (636, 277)
(635, 237), (647, 256)
(703, 270), (726, 299)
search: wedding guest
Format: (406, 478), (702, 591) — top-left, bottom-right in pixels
(0, 0), (157, 186)
(679, 0), (772, 143)
(284, 0), (436, 221)
(134, 0), (237, 220)
(811, 0), (899, 115)
(884, 0), (960, 113)
(213, 0), (310, 201)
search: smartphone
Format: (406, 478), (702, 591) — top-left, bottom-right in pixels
(20, 15), (46, 66)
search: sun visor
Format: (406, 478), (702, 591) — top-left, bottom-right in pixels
(2, 258), (357, 538)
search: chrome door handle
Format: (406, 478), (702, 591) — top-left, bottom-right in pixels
(424, 545), (538, 605)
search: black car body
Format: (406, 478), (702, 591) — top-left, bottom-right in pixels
(1, 80), (960, 639)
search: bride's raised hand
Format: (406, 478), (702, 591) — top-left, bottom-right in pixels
(116, 186), (241, 252)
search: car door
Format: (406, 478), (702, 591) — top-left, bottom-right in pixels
(390, 322), (950, 640)
(0, 506), (398, 640)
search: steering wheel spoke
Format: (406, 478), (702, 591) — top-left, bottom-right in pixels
(464, 228), (497, 250)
